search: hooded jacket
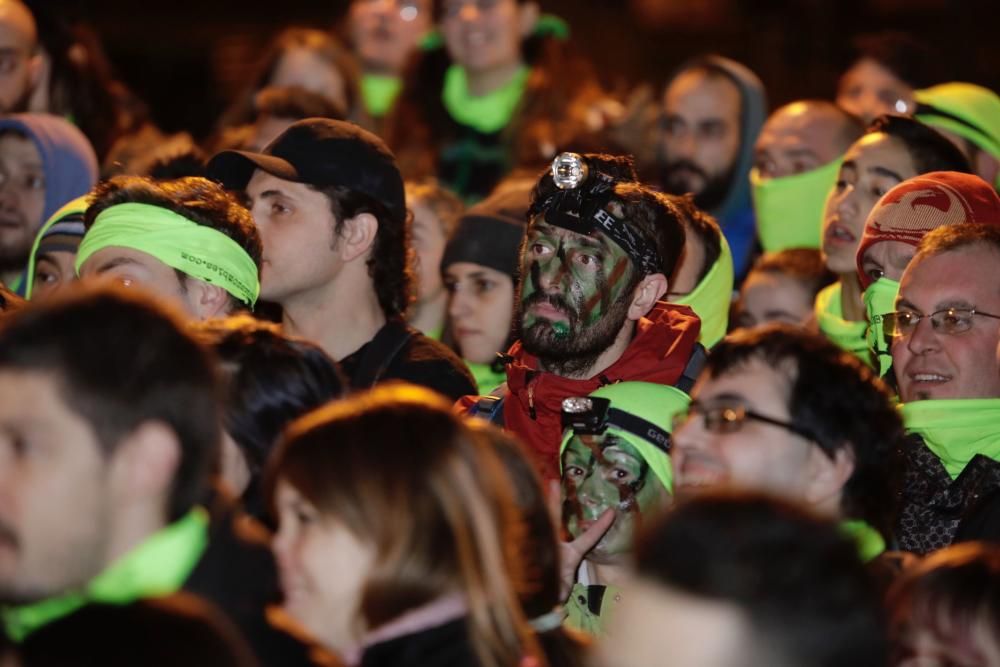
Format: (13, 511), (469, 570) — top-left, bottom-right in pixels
(459, 302), (701, 482)
(666, 56), (767, 278)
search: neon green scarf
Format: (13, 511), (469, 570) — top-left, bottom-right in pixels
(674, 235), (734, 349)
(2, 508), (209, 641)
(840, 520), (886, 562)
(442, 64), (529, 134)
(750, 157), (841, 252)
(361, 73), (402, 118)
(863, 277), (900, 378)
(467, 360), (507, 395)
(24, 196), (89, 300)
(815, 282), (871, 365)
(75, 203), (260, 307)
(901, 399), (1000, 480)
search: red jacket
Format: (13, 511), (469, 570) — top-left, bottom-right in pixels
(457, 301), (701, 482)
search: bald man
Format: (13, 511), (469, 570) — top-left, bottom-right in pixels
(0, 0), (40, 113)
(751, 100), (864, 251)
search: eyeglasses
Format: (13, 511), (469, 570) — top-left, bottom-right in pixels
(882, 308), (1000, 338)
(673, 402), (826, 453)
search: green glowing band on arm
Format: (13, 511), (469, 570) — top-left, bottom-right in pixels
(75, 203), (260, 306)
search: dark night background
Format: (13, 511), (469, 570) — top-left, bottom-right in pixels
(27, 0), (1000, 141)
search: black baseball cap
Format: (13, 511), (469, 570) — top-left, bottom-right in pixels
(207, 118), (406, 225)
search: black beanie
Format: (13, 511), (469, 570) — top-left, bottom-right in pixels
(440, 184), (530, 279)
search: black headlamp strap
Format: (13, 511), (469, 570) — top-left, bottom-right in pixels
(605, 408), (672, 455)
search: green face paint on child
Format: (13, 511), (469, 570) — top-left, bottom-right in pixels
(561, 432), (669, 562)
(519, 219), (635, 354)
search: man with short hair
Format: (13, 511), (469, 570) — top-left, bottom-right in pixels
(887, 223), (1000, 552)
(672, 323), (902, 559)
(0, 113), (97, 290)
(0, 287), (321, 665)
(659, 55), (767, 278)
(76, 176), (262, 321)
(0, 1), (41, 113)
(461, 152), (702, 483)
(594, 493), (889, 667)
(752, 100), (864, 252)
(208, 118), (475, 400)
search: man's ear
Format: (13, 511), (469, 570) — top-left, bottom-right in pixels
(336, 213), (379, 263)
(189, 280), (232, 320)
(803, 444), (855, 511)
(627, 272), (668, 321)
(109, 421), (182, 506)
(974, 152), (1000, 190)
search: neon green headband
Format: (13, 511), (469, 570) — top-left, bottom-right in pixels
(674, 235), (734, 349)
(76, 203), (260, 306)
(25, 195), (90, 300)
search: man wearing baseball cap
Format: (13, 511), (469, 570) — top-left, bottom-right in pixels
(208, 118), (475, 400)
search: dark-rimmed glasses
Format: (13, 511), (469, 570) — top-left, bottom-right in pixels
(882, 308), (1000, 338)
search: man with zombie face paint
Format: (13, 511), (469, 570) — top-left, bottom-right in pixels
(461, 152), (703, 483)
(558, 381), (688, 636)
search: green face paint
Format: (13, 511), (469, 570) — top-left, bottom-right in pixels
(518, 220), (635, 370)
(863, 277), (900, 378)
(561, 433), (668, 561)
(750, 158), (842, 252)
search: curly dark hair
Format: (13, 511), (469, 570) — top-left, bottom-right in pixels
(867, 115), (971, 175)
(313, 184), (413, 318)
(665, 193), (722, 285)
(704, 324), (905, 538)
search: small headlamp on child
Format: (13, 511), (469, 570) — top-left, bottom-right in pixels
(561, 395), (672, 454)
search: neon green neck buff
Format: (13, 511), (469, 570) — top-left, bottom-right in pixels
(840, 520), (886, 562)
(442, 64), (530, 134)
(674, 235), (734, 349)
(466, 360), (507, 395)
(863, 277), (900, 378)
(75, 203), (260, 307)
(750, 157), (842, 252)
(361, 73), (402, 118)
(2, 508), (208, 642)
(815, 282), (871, 365)
(901, 399), (1000, 480)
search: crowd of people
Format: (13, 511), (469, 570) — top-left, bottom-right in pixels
(0, 0), (999, 665)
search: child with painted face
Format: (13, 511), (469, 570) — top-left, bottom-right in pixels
(559, 381), (689, 637)
(855, 172), (1000, 378)
(441, 182), (529, 392)
(816, 115), (969, 364)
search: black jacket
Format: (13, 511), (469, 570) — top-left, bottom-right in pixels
(184, 496), (336, 667)
(360, 618), (480, 667)
(896, 433), (1000, 554)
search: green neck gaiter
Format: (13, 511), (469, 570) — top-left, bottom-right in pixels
(466, 360), (507, 395)
(839, 520), (886, 562)
(441, 64), (530, 134)
(815, 282), (871, 365)
(2, 508), (209, 641)
(901, 399), (1000, 480)
(750, 157), (842, 253)
(674, 235), (734, 349)
(361, 73), (402, 118)
(863, 277), (900, 378)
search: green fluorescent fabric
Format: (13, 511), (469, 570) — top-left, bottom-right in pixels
(76, 203), (260, 306)
(750, 157), (841, 252)
(863, 277), (900, 378)
(2, 508), (208, 641)
(360, 73), (403, 118)
(441, 64), (529, 134)
(901, 399), (1000, 480)
(674, 235), (734, 349)
(815, 282), (871, 365)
